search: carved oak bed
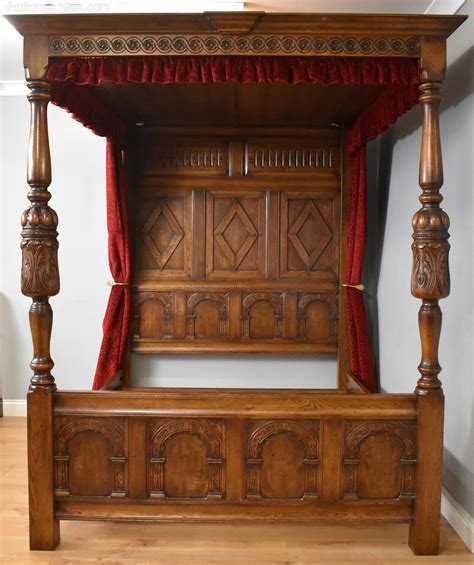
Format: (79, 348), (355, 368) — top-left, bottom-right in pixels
(6, 11), (466, 555)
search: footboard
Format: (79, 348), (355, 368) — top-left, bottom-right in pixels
(28, 388), (438, 550)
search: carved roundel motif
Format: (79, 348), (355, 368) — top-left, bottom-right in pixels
(49, 35), (421, 56)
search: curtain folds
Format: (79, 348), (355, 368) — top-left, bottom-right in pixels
(92, 142), (131, 390)
(47, 55), (419, 391)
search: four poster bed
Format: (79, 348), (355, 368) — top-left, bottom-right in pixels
(6, 11), (466, 555)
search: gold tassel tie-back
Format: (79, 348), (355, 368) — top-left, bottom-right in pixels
(107, 280), (129, 287)
(342, 283), (366, 291)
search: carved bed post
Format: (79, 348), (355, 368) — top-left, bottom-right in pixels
(408, 38), (448, 556)
(22, 38), (60, 550)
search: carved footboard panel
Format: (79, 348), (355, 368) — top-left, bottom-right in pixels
(49, 389), (418, 523)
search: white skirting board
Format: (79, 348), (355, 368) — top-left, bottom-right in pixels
(441, 487), (474, 552)
(1, 398), (473, 551)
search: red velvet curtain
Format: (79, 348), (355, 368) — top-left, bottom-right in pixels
(47, 56), (419, 391)
(92, 142), (131, 390)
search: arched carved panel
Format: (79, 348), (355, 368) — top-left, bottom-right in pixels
(242, 293), (284, 340)
(186, 292), (229, 339)
(54, 417), (127, 498)
(148, 419), (224, 500)
(246, 420), (320, 500)
(133, 292), (174, 340)
(342, 420), (416, 501)
(296, 293), (338, 342)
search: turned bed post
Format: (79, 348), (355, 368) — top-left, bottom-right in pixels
(408, 38), (449, 556)
(22, 38), (60, 550)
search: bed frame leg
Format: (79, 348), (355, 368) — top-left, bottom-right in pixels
(28, 387), (60, 550)
(21, 64), (61, 549)
(409, 39), (449, 556)
(409, 391), (444, 555)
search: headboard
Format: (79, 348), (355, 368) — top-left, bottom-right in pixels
(130, 128), (342, 356)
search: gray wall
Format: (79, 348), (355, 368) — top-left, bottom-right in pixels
(376, 2), (473, 517)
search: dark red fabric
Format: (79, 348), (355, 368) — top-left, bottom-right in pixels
(344, 148), (376, 389)
(92, 141), (131, 390)
(47, 56), (419, 391)
(48, 55), (419, 87)
(50, 82), (127, 145)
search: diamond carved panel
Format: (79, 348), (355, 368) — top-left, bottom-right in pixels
(137, 192), (191, 277)
(288, 201), (332, 272)
(142, 203), (184, 270)
(207, 192), (265, 278)
(281, 193), (339, 279)
(215, 201), (258, 270)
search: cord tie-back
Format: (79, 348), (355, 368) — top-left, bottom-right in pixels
(342, 283), (366, 291)
(106, 280), (129, 287)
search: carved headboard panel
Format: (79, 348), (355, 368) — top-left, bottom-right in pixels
(131, 129), (341, 355)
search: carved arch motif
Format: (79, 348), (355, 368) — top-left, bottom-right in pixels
(246, 420), (320, 500)
(296, 293), (338, 341)
(242, 292), (284, 340)
(343, 420), (417, 501)
(148, 418), (224, 500)
(186, 292), (229, 339)
(133, 291), (174, 339)
(54, 417), (127, 498)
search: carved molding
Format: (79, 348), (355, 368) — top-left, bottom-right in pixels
(186, 292), (229, 339)
(296, 293), (338, 341)
(342, 420), (416, 501)
(246, 420), (320, 500)
(49, 35), (420, 57)
(241, 292), (284, 340)
(149, 419), (224, 500)
(54, 417), (127, 498)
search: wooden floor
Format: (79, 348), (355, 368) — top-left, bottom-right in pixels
(0, 417), (472, 564)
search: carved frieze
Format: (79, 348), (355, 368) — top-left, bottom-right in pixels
(49, 35), (420, 57)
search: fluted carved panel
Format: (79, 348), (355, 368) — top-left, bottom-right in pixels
(148, 418), (225, 500)
(54, 416), (127, 498)
(281, 193), (339, 279)
(246, 142), (338, 175)
(139, 140), (229, 176)
(342, 420), (416, 501)
(245, 420), (320, 500)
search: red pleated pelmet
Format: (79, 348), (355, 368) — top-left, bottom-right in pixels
(46, 56), (420, 391)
